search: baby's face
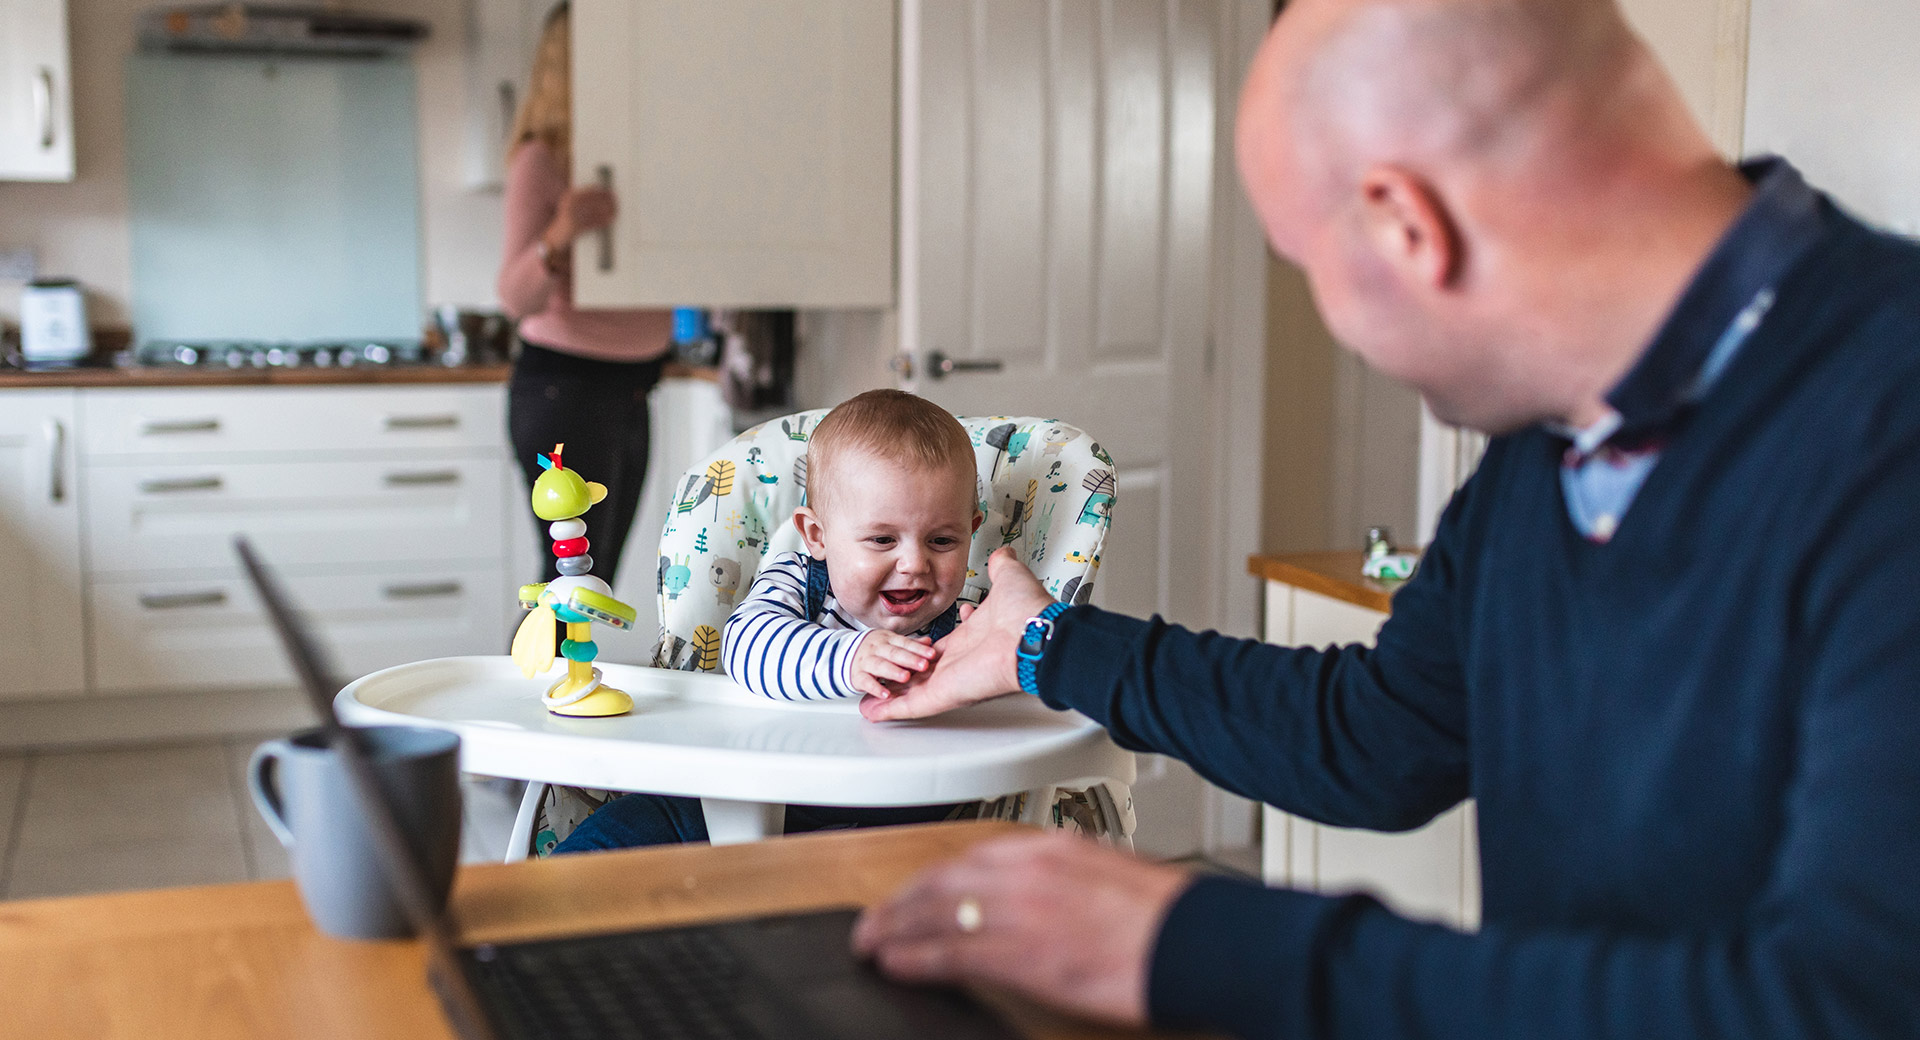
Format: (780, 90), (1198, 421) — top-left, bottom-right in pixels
(797, 452), (979, 635)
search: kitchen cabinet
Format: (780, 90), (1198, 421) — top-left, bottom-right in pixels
(0, 389), (84, 699)
(460, 0), (549, 191)
(76, 385), (513, 697)
(570, 0), (896, 308)
(1254, 553), (1481, 930)
(0, 0), (75, 181)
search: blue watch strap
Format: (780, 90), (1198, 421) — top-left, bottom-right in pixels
(1016, 601), (1071, 697)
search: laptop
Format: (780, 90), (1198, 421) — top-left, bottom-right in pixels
(235, 538), (1022, 1040)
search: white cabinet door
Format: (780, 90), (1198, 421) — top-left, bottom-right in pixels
(0, 0), (75, 181)
(0, 389), (83, 698)
(1262, 583), (1481, 929)
(571, 0), (896, 308)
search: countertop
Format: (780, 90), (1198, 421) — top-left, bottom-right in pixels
(0, 360), (718, 390)
(1247, 550), (1409, 614)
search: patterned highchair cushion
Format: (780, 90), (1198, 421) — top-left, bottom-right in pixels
(650, 411), (1117, 679)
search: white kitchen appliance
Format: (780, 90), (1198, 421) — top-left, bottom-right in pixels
(19, 279), (91, 366)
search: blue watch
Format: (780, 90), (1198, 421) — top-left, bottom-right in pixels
(1015, 601), (1071, 696)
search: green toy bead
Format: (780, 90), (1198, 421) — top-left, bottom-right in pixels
(560, 638), (599, 663)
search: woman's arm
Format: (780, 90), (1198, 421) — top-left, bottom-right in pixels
(496, 142), (565, 319)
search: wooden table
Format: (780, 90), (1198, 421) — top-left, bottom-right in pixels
(0, 821), (1170, 1040)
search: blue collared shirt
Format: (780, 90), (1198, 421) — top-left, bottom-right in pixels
(1556, 158), (1828, 541)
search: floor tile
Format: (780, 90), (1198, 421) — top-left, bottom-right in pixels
(224, 738), (291, 881)
(462, 775), (527, 864)
(5, 835), (249, 900)
(4, 743), (248, 899)
(0, 755), (26, 878)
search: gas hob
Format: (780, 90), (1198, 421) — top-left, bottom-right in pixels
(129, 339), (429, 370)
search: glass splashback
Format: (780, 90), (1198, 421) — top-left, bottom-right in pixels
(126, 53), (422, 343)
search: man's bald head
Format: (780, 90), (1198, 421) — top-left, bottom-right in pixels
(1239, 0), (1749, 433)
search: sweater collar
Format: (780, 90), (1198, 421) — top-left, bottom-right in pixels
(1602, 157), (1828, 436)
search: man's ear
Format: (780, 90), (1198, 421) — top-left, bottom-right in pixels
(1356, 165), (1460, 289)
(793, 506), (829, 559)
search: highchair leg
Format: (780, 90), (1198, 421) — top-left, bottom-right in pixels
(506, 781), (546, 863)
(700, 798), (788, 845)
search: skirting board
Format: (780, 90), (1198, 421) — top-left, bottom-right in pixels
(0, 687), (317, 752)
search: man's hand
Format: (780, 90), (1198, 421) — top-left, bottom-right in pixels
(851, 832), (1195, 1027)
(859, 548), (1057, 721)
(849, 631), (937, 698)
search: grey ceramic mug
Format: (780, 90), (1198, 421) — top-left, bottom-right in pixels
(249, 726), (462, 940)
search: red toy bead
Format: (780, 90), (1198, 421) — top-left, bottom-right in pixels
(552, 537), (590, 557)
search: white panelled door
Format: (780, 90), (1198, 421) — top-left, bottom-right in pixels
(901, 0), (1229, 858)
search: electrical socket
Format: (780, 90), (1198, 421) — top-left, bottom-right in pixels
(0, 247), (38, 283)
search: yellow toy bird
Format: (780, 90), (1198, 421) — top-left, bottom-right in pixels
(512, 444), (639, 717)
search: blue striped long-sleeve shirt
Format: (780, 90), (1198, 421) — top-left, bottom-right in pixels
(720, 552), (877, 700)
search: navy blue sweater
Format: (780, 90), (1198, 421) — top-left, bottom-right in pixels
(1037, 171), (1920, 1038)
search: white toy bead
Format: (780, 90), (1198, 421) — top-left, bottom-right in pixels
(548, 518), (588, 540)
(545, 575), (613, 600)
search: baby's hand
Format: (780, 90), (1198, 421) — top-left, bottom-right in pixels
(851, 631), (938, 699)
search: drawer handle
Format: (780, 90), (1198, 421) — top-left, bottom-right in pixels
(384, 414), (461, 431)
(139, 476), (224, 494)
(383, 470), (462, 488)
(384, 581), (463, 600)
(139, 590), (228, 610)
(46, 418), (66, 504)
(140, 418), (222, 435)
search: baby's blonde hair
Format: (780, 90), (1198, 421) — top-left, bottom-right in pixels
(807, 390), (975, 514)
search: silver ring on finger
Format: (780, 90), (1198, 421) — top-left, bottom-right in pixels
(955, 895), (984, 934)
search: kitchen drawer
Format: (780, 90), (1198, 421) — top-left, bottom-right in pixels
(84, 457), (507, 573)
(79, 386), (506, 458)
(89, 565), (508, 694)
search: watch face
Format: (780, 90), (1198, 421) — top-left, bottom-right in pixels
(1017, 620), (1049, 658)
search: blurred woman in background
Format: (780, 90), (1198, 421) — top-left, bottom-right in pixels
(497, 1), (672, 587)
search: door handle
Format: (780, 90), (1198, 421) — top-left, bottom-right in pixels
(138, 475), (224, 494)
(139, 589), (228, 610)
(383, 414), (460, 431)
(45, 418), (65, 504)
(383, 470), (462, 487)
(596, 164), (615, 273)
(383, 581), (463, 600)
(34, 68), (54, 150)
(926, 351), (1004, 380)
(140, 418), (221, 435)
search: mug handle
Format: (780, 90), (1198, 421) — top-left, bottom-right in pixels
(248, 739), (297, 848)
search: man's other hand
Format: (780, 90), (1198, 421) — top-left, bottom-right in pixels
(859, 548), (1056, 721)
(851, 832), (1193, 1027)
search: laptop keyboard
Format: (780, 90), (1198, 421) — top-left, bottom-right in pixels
(468, 926), (775, 1040)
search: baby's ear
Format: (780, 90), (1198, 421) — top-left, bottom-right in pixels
(971, 510), (984, 533)
(793, 506), (829, 558)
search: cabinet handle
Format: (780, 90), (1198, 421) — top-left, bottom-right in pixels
(383, 581), (463, 600)
(34, 68), (54, 150)
(926, 351), (1005, 380)
(45, 418), (65, 504)
(596, 164), (614, 273)
(138, 476), (224, 494)
(383, 470), (462, 487)
(140, 418), (221, 435)
(139, 590), (228, 610)
(384, 413), (460, 431)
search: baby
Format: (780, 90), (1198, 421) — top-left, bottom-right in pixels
(723, 389), (981, 700)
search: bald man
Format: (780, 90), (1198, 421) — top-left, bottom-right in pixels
(853, 0), (1920, 1037)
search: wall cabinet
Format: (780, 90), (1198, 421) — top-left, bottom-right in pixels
(0, 390), (84, 699)
(570, 0), (896, 308)
(1258, 560), (1481, 930)
(0, 0), (75, 181)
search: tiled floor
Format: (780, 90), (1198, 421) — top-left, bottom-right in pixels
(0, 737), (526, 902)
(0, 738), (1258, 902)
